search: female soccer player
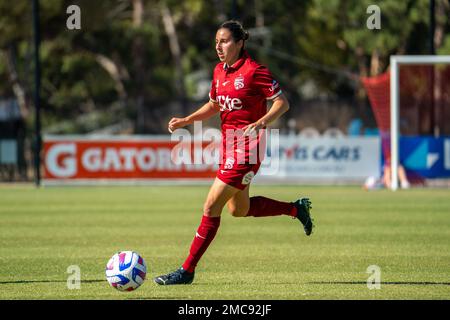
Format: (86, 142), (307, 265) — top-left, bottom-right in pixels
(154, 21), (314, 285)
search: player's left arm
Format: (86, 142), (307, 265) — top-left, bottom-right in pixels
(243, 93), (289, 136)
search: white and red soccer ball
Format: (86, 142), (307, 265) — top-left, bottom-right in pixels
(105, 251), (147, 291)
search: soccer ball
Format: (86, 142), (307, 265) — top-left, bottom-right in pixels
(105, 251), (147, 291)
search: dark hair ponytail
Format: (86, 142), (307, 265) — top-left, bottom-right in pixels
(219, 20), (249, 54)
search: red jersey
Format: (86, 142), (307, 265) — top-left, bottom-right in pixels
(208, 51), (282, 189)
(209, 50), (282, 132)
(209, 51), (282, 166)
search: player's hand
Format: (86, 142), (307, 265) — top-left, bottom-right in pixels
(168, 117), (189, 133)
(242, 121), (264, 136)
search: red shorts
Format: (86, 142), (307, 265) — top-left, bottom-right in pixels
(217, 129), (266, 190)
(216, 162), (262, 190)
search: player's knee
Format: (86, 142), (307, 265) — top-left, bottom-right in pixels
(228, 205), (249, 217)
(203, 202), (220, 217)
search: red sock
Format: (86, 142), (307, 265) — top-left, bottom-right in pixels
(246, 196), (297, 217)
(182, 215), (221, 273)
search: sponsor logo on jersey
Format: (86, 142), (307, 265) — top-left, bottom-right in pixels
(269, 80), (279, 92)
(241, 171), (255, 185)
(217, 95), (243, 111)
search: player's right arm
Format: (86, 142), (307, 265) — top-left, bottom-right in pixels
(168, 100), (219, 133)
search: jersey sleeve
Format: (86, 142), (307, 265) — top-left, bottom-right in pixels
(209, 66), (220, 103)
(253, 66), (282, 100)
(209, 78), (217, 103)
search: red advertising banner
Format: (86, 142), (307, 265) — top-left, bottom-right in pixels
(43, 137), (219, 182)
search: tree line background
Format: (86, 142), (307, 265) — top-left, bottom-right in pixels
(0, 0), (449, 139)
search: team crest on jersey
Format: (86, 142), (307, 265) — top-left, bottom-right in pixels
(224, 157), (235, 169)
(234, 76), (245, 90)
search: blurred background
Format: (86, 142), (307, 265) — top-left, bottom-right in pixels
(0, 0), (449, 183)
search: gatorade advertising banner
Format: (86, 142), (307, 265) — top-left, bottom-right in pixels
(43, 136), (218, 184)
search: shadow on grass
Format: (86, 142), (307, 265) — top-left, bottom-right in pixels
(0, 280), (104, 285)
(0, 279), (190, 299)
(125, 297), (188, 300)
(308, 281), (450, 286)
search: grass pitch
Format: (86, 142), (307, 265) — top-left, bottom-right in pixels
(0, 184), (449, 300)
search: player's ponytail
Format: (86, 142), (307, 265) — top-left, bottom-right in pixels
(242, 29), (250, 41)
(219, 20), (249, 55)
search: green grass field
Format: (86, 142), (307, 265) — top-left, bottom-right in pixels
(0, 184), (449, 300)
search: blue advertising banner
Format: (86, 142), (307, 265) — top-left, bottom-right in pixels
(400, 137), (450, 178)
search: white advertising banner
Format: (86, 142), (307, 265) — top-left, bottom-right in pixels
(43, 135), (380, 184)
(257, 136), (381, 181)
